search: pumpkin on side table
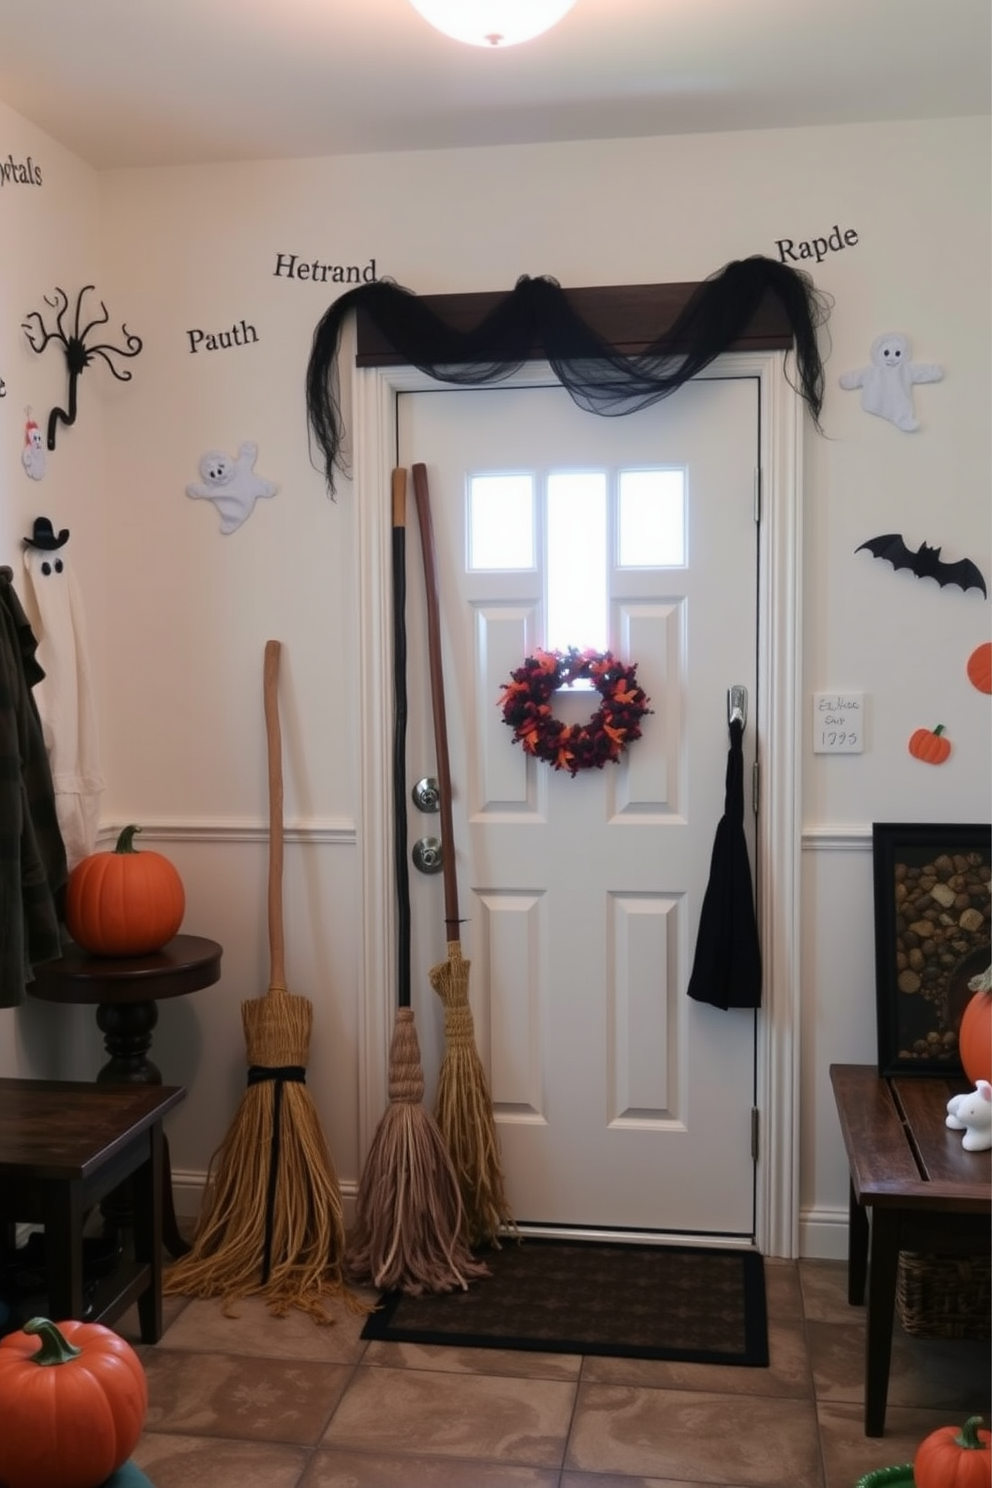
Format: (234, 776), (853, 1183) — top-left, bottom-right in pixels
(66, 825), (185, 956)
(960, 969), (992, 1086)
(0, 1317), (148, 1488)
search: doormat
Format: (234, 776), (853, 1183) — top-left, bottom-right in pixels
(361, 1238), (769, 1366)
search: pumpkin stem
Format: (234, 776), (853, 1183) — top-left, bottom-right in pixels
(932, 724), (945, 736)
(956, 1416), (988, 1450)
(115, 824), (143, 854)
(23, 1317), (83, 1366)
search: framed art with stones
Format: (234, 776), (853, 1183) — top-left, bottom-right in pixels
(871, 822), (992, 1076)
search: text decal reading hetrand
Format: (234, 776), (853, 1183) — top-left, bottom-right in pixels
(273, 253), (377, 284)
(775, 225), (859, 266)
(1, 154), (43, 186)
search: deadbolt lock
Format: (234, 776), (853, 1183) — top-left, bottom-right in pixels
(412, 776), (440, 812)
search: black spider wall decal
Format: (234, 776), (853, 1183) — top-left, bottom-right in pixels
(22, 285), (143, 449)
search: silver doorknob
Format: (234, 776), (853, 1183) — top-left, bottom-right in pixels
(412, 776), (440, 812)
(412, 837), (444, 874)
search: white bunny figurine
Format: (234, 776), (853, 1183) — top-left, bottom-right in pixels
(946, 1079), (992, 1152)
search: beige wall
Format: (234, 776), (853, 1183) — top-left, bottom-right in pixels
(2, 106), (989, 1254)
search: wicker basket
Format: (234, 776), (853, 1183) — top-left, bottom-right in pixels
(896, 1250), (991, 1340)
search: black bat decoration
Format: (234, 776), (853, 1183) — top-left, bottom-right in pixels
(856, 534), (987, 598)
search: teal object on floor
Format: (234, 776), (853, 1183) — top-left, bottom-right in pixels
(102, 1463), (155, 1488)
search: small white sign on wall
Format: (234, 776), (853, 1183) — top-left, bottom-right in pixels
(813, 692), (865, 754)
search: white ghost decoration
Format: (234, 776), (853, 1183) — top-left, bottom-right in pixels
(22, 411), (46, 480)
(839, 333), (943, 432)
(186, 440), (277, 533)
(22, 518), (105, 869)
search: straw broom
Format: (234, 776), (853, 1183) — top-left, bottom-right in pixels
(345, 468), (488, 1296)
(411, 461), (513, 1248)
(163, 639), (356, 1322)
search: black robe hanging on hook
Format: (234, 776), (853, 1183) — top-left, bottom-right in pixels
(687, 717), (762, 1011)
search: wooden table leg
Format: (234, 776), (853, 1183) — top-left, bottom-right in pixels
(864, 1205), (901, 1437)
(848, 1179), (868, 1306)
(133, 1126), (164, 1344)
(42, 1179), (87, 1322)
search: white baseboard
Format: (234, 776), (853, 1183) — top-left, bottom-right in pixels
(171, 1169), (359, 1231)
(799, 1205), (849, 1260)
(172, 1171), (851, 1262)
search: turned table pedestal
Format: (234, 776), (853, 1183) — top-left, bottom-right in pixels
(29, 934), (222, 1257)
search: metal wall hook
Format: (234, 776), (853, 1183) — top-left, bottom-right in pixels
(727, 684), (747, 731)
(22, 286), (142, 450)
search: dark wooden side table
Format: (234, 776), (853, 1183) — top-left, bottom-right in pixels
(28, 934), (222, 1257)
(830, 1063), (992, 1436)
(0, 1078), (185, 1341)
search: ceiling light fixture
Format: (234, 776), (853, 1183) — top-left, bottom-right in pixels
(408, 0), (577, 48)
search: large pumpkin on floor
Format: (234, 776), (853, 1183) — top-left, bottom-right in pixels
(914, 1416), (991, 1488)
(66, 824), (185, 955)
(960, 984), (992, 1086)
(0, 1317), (148, 1488)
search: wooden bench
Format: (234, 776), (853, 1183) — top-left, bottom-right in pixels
(830, 1063), (991, 1435)
(0, 1077), (185, 1342)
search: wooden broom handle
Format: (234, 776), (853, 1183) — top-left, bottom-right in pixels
(263, 638), (286, 989)
(391, 468), (413, 1009)
(412, 462), (460, 940)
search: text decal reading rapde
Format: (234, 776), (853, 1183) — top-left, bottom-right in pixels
(0, 154), (43, 186)
(274, 253), (378, 285)
(775, 225), (859, 265)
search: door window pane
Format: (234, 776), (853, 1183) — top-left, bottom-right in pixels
(618, 468), (685, 567)
(468, 474), (534, 569)
(547, 471), (607, 653)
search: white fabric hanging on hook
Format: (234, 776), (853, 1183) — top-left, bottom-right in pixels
(22, 519), (104, 869)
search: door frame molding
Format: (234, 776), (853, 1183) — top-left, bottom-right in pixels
(351, 352), (804, 1257)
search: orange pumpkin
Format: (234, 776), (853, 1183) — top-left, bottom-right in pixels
(967, 642), (992, 695)
(66, 823), (185, 956)
(960, 986), (992, 1086)
(908, 723), (952, 765)
(914, 1416), (992, 1488)
(0, 1316), (148, 1488)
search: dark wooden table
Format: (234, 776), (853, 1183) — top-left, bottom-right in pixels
(0, 1078), (185, 1342)
(29, 934), (222, 1255)
(830, 1063), (992, 1436)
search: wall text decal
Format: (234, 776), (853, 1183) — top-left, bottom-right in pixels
(187, 319), (258, 354)
(775, 225), (859, 265)
(273, 252), (377, 285)
(0, 153), (42, 187)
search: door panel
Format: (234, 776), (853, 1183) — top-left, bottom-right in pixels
(399, 374), (759, 1236)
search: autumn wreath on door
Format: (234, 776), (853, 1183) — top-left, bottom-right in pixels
(499, 648), (652, 776)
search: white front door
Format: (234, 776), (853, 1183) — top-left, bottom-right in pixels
(397, 373), (760, 1238)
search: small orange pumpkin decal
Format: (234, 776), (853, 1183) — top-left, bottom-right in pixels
(908, 723), (952, 765)
(966, 641), (992, 695)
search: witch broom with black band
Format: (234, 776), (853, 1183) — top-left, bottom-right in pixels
(164, 640), (357, 1322)
(346, 469), (488, 1295)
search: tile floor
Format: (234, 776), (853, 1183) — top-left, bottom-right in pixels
(115, 1254), (991, 1488)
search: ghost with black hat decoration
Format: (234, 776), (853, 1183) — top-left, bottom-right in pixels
(22, 517), (105, 868)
